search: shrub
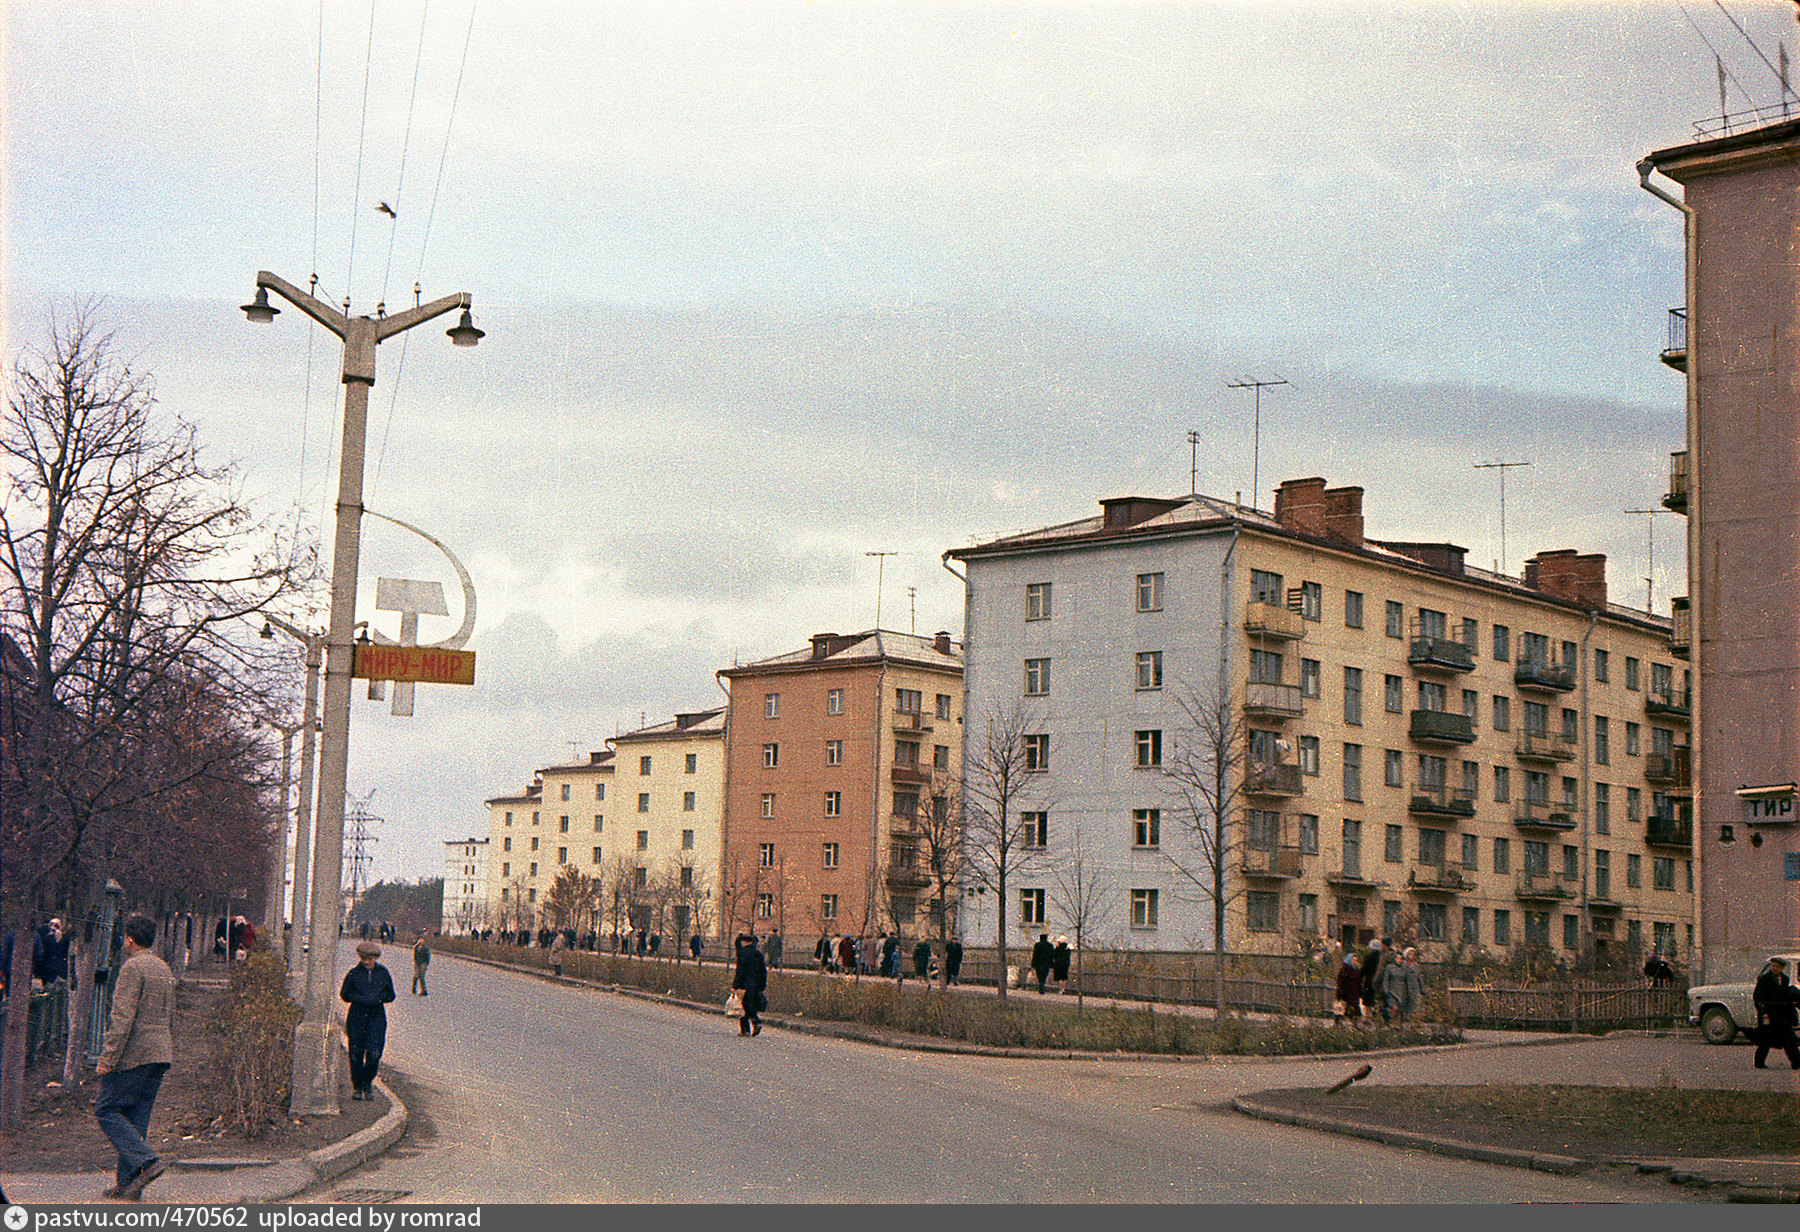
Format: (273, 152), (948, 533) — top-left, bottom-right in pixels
(208, 953), (301, 1138)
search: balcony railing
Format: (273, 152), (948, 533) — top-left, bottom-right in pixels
(1515, 656), (1575, 692)
(892, 709), (933, 732)
(1661, 307), (1687, 372)
(1644, 750), (1692, 787)
(1514, 731), (1575, 762)
(890, 763), (929, 784)
(1243, 682), (1304, 717)
(1244, 761), (1303, 797)
(884, 858), (929, 888)
(1244, 600), (1304, 640)
(1646, 814), (1694, 848)
(1645, 688), (1691, 721)
(1408, 632), (1475, 673)
(1409, 783), (1476, 818)
(1663, 450), (1688, 513)
(1409, 709), (1475, 744)
(1514, 801), (1576, 831)
(1670, 596), (1690, 659)
(1408, 863), (1469, 893)
(1324, 866), (1375, 886)
(1241, 845), (1303, 879)
(1515, 870), (1575, 901)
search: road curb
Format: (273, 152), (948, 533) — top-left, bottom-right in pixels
(1229, 1094), (1589, 1175)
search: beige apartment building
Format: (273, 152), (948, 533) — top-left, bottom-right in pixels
(947, 477), (1694, 964)
(485, 752), (613, 932)
(605, 709), (726, 941)
(717, 631), (964, 942)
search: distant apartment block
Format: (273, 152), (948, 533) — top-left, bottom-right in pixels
(441, 837), (490, 935)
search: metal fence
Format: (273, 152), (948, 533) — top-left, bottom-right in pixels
(0, 983), (70, 1068)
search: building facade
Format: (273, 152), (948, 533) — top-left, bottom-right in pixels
(484, 752), (613, 933)
(946, 478), (1695, 965)
(441, 837), (490, 935)
(1644, 118), (1800, 979)
(717, 631), (964, 942)
(605, 709), (726, 941)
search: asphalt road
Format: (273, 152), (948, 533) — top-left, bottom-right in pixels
(306, 944), (1711, 1203)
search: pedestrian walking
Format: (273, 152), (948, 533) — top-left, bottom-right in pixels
(411, 935), (431, 996)
(814, 934), (831, 972)
(1380, 945), (1424, 1025)
(1752, 956), (1800, 1070)
(1359, 938), (1387, 1022)
(690, 932), (704, 963)
(1030, 933), (1053, 994)
(1334, 951), (1362, 1024)
(549, 929), (567, 977)
(1051, 935), (1071, 994)
(732, 933), (768, 1036)
(764, 931), (783, 969)
(943, 937), (963, 986)
(837, 934), (855, 976)
(94, 916), (174, 1201)
(1643, 952), (1677, 987)
(913, 938), (932, 981)
(340, 940), (396, 1101)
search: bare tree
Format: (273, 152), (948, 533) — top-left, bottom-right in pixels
(915, 775), (962, 959)
(1046, 821), (1119, 1011)
(960, 702), (1049, 1000)
(542, 866), (597, 935)
(1159, 679), (1255, 1013)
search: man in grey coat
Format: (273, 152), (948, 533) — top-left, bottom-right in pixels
(95, 916), (175, 1200)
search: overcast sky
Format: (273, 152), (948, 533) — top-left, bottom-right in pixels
(7, 1), (1793, 884)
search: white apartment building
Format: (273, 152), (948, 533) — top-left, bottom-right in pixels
(440, 837), (490, 934)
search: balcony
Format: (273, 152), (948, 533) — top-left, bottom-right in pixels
(1663, 450), (1688, 514)
(1670, 596), (1690, 660)
(1409, 709), (1475, 745)
(892, 708), (934, 733)
(1244, 600), (1305, 640)
(884, 857), (930, 889)
(1409, 783), (1476, 818)
(1660, 306), (1687, 372)
(1325, 867), (1377, 887)
(1408, 633), (1475, 674)
(1514, 731), (1575, 763)
(1244, 761), (1303, 797)
(1645, 688), (1691, 721)
(1241, 845), (1303, 879)
(890, 763), (929, 785)
(1514, 801), (1576, 832)
(1515, 656), (1575, 693)
(1408, 863), (1469, 894)
(1646, 813), (1694, 848)
(1515, 870), (1575, 901)
(1645, 748), (1692, 787)
(1244, 682), (1305, 718)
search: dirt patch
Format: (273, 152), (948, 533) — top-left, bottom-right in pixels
(2, 977), (386, 1174)
(1248, 1084), (1800, 1161)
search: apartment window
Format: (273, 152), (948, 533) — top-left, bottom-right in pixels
(559, 816), (570, 833)
(1418, 680), (1447, 712)
(1627, 853), (1642, 888)
(1521, 910), (1548, 947)
(755, 892), (771, 919)
(1493, 909), (1512, 946)
(634, 829), (648, 852)
(1461, 832), (1479, 870)
(1135, 730), (1163, 768)
(1385, 674), (1404, 714)
(1653, 856), (1675, 891)
(1594, 849), (1611, 899)
(825, 739), (843, 766)
(530, 837), (540, 852)
(683, 791), (696, 812)
(1299, 580), (1322, 620)
(1462, 906), (1481, 944)
(1523, 701), (1548, 737)
(1137, 572), (1164, 612)
(592, 847), (602, 864)
(1250, 569), (1283, 604)
(827, 688), (844, 715)
(529, 862), (538, 877)
(639, 755), (652, 776)
(1562, 708), (1579, 745)
(1686, 859), (1693, 893)
(560, 783), (571, 802)
(557, 847), (568, 865)
(1563, 914), (1579, 950)
(1130, 888), (1159, 929)
(1246, 808), (1279, 850)
(1594, 716), (1610, 764)
(1461, 617), (1479, 649)
(893, 792), (919, 822)
(1625, 656), (1640, 690)
(1594, 648), (1609, 682)
(1384, 749), (1404, 788)
(1342, 820), (1362, 877)
(1025, 734), (1049, 772)
(1384, 824), (1403, 862)
(1492, 695), (1511, 732)
(1299, 658), (1321, 698)
(1419, 827), (1447, 866)
(503, 837), (513, 852)
(1021, 811), (1048, 846)
(1132, 808), (1161, 848)
(1625, 722), (1640, 756)
(1024, 658), (1050, 695)
(1493, 836), (1510, 874)
(823, 790), (842, 818)
(758, 843), (775, 868)
(684, 753), (697, 774)
(1297, 813), (1319, 854)
(894, 740), (920, 769)
(764, 692), (780, 719)
(1594, 783), (1610, 834)
(1655, 921), (1676, 955)
(636, 793), (650, 813)
(1384, 900), (1402, 936)
(763, 743), (779, 768)
(822, 842), (839, 869)
(1562, 641), (1578, 673)
(1342, 743), (1362, 801)
(1136, 651), (1163, 691)
(596, 783), (605, 801)
(1247, 891), (1280, 932)
(1493, 624), (1511, 662)
(1343, 667), (1362, 724)
(504, 811), (513, 826)
(594, 815), (603, 832)
(936, 693), (952, 720)
(1561, 776), (1579, 812)
(896, 688), (922, 715)
(1522, 839), (1549, 876)
(1460, 689), (1478, 722)
(1249, 648), (1283, 684)
(681, 828), (694, 850)
(1298, 893), (1319, 934)
(1463, 760), (1480, 796)
(933, 745), (949, 770)
(1418, 902), (1447, 942)
(679, 865), (693, 888)
(1026, 582), (1052, 621)
(1345, 590), (1364, 628)
(1385, 600), (1403, 638)
(1418, 608), (1446, 640)
(820, 894), (838, 920)
(532, 812), (540, 825)
(761, 793), (776, 819)
(1020, 888), (1046, 924)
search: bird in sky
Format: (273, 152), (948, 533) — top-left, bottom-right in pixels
(377, 202), (397, 219)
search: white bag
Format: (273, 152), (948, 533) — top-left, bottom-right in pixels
(724, 989), (744, 1017)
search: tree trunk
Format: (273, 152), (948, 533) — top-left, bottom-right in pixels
(2, 914), (39, 1130)
(64, 936), (98, 1087)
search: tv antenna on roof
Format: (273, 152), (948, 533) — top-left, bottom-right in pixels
(1624, 506), (1679, 614)
(1473, 460), (1531, 575)
(1226, 377), (1289, 510)
(865, 551), (898, 629)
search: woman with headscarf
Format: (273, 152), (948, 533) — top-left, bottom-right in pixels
(1380, 946), (1425, 1025)
(732, 933), (768, 1037)
(1334, 951), (1362, 1023)
(1051, 935), (1072, 993)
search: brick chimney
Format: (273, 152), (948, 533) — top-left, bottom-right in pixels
(1321, 485), (1365, 545)
(933, 631), (953, 656)
(1524, 550), (1608, 609)
(1274, 477), (1329, 537)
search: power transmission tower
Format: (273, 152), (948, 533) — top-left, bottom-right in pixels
(1474, 460), (1531, 574)
(1226, 377), (1289, 509)
(343, 791), (383, 918)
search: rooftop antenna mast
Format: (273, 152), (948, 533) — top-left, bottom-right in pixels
(1186, 429), (1202, 495)
(1473, 460), (1531, 575)
(906, 586), (917, 634)
(1624, 507), (1678, 614)
(1226, 377), (1288, 511)
(865, 551), (897, 630)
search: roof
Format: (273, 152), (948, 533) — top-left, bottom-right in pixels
(609, 707), (726, 744)
(719, 629), (963, 679)
(535, 750), (616, 776)
(484, 788), (541, 807)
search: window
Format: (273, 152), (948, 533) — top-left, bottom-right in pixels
(1385, 600), (1404, 638)
(532, 812), (540, 824)
(1594, 716), (1609, 764)
(1594, 849), (1610, 899)
(1562, 708), (1579, 745)
(1594, 648), (1609, 682)
(596, 783), (605, 801)
(1247, 808), (1280, 849)
(1651, 662), (1673, 699)
(1524, 911), (1550, 947)
(1417, 608), (1446, 640)
(1523, 840), (1549, 875)
(1345, 590), (1364, 628)
(936, 694), (952, 720)
(1298, 735), (1319, 776)
(755, 892), (772, 919)
(1297, 813), (1319, 854)
(1299, 894), (1319, 934)
(1026, 582), (1052, 621)
(1342, 743), (1362, 801)
(1130, 888), (1159, 929)
(1419, 828), (1446, 866)
(592, 847), (602, 864)
(1132, 808), (1160, 848)
(1300, 658), (1321, 698)
(1021, 812), (1048, 846)
(1462, 906), (1481, 944)
(1384, 749), (1404, 788)
(1384, 824), (1403, 863)
(758, 843), (775, 868)
(822, 842), (839, 869)
(894, 740), (920, 768)
(1020, 888), (1046, 924)
(1342, 820), (1362, 877)
(504, 811), (513, 826)
(827, 688), (844, 715)
(825, 739), (842, 766)
(1493, 909), (1511, 946)
(1418, 680), (1447, 712)
(684, 753), (697, 775)
(1461, 617), (1479, 649)
(1299, 580), (1322, 620)
(764, 692), (780, 719)
(820, 893), (837, 920)
(896, 688), (922, 714)
(1493, 624), (1511, 662)
(639, 755), (652, 776)
(560, 783), (571, 802)
(1461, 832), (1479, 870)
(1493, 765), (1510, 803)
(503, 837), (513, 852)
(1523, 700), (1548, 737)
(1561, 776), (1579, 811)
(1137, 571), (1164, 612)
(679, 865), (693, 887)
(594, 815), (603, 832)
(760, 793), (776, 819)
(559, 815), (570, 832)
(1654, 921), (1675, 954)
(1624, 722), (1640, 756)
(529, 862), (537, 876)
(557, 847), (568, 865)
(1249, 648), (1283, 684)
(1384, 900), (1402, 936)
(1594, 783), (1610, 834)
(1343, 667), (1362, 724)
(1247, 891), (1280, 932)
(1024, 658), (1050, 695)
(1463, 760), (1480, 796)
(530, 837), (540, 851)
(1136, 651), (1163, 690)
(1626, 853), (1642, 888)
(1463, 689), (1479, 720)
(1135, 730), (1162, 768)
(1563, 914), (1579, 950)
(1523, 770), (1549, 807)
(1625, 656), (1640, 690)
(934, 745), (949, 770)
(637, 793), (650, 813)
(1025, 734), (1049, 772)
(824, 791), (841, 817)
(682, 791), (696, 812)
(1492, 696), (1510, 731)
(635, 829), (649, 852)
(681, 829), (694, 851)
(1626, 786), (1641, 821)
(1250, 569), (1284, 604)
(761, 743), (780, 769)
(893, 791), (919, 821)
(1385, 674), (1404, 714)
(1418, 902), (1446, 942)
(1653, 856), (1675, 891)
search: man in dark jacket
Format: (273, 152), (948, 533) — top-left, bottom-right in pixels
(731, 933), (767, 1036)
(35, 917), (70, 985)
(340, 941), (396, 1099)
(1752, 956), (1800, 1070)
(943, 937), (963, 986)
(1030, 933), (1054, 993)
(913, 938), (932, 981)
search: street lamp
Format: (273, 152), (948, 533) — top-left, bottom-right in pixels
(260, 614), (324, 991)
(243, 270), (483, 1115)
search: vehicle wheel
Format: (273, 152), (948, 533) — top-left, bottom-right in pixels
(1699, 1006), (1738, 1045)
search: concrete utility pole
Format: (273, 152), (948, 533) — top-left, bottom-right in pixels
(1226, 377), (1289, 509)
(242, 271), (483, 1115)
(261, 614), (324, 992)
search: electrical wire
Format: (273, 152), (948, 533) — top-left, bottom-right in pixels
(345, 0), (379, 312)
(379, 0), (433, 308)
(1675, 1), (1760, 110)
(1712, 0), (1800, 102)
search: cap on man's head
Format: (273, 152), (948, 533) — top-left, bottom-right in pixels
(1772, 956), (1789, 967)
(356, 941), (381, 957)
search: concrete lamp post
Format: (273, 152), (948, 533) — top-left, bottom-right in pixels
(260, 614), (325, 993)
(243, 271), (483, 1115)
